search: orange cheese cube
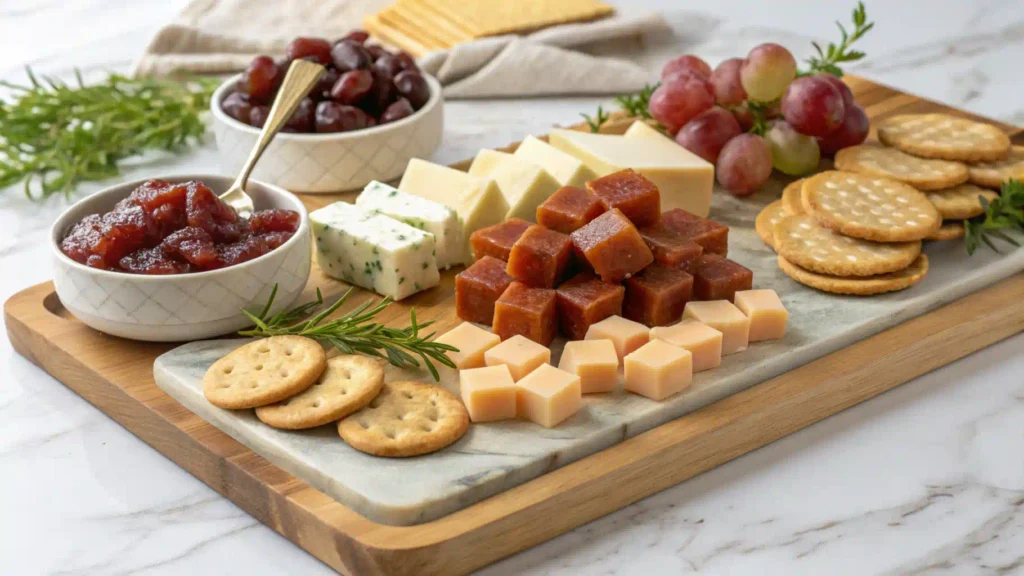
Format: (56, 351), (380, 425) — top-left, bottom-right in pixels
(515, 364), (582, 428)
(623, 339), (692, 401)
(584, 315), (650, 361)
(484, 334), (551, 381)
(734, 289), (788, 342)
(460, 365), (517, 422)
(683, 300), (750, 355)
(435, 322), (501, 369)
(558, 339), (619, 394)
(650, 319), (723, 372)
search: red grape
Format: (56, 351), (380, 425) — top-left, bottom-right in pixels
(221, 92), (252, 123)
(740, 43), (796, 102)
(381, 98), (414, 124)
(661, 55), (712, 80)
(373, 54), (405, 77)
(815, 73), (855, 109)
(315, 101), (371, 133)
(395, 52), (419, 72)
(731, 104), (755, 131)
(330, 69), (374, 104)
(314, 67), (339, 99)
(237, 56), (280, 102)
(365, 44), (388, 61)
(331, 41), (372, 72)
(817, 103), (870, 155)
(286, 37), (332, 66)
(710, 57), (747, 106)
(648, 75), (714, 134)
(765, 120), (820, 176)
(716, 134), (773, 197)
(341, 30), (370, 44)
(283, 98), (315, 132)
(248, 105), (269, 128)
(675, 106), (742, 163)
(780, 76), (845, 137)
(663, 69), (713, 97)
(394, 71), (430, 109)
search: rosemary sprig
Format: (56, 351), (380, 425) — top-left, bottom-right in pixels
(614, 82), (659, 120)
(0, 68), (220, 201)
(580, 106), (610, 133)
(964, 178), (1024, 255)
(804, 2), (874, 77)
(239, 286), (458, 381)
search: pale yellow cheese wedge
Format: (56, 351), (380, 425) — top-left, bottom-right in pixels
(513, 135), (598, 188)
(468, 149), (561, 222)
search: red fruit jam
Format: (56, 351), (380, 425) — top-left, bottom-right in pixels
(61, 180), (300, 274)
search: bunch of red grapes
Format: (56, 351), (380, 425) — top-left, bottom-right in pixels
(220, 31), (431, 134)
(650, 45), (870, 196)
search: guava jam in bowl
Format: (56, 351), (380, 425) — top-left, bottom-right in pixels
(50, 175), (311, 342)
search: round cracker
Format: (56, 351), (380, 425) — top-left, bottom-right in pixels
(255, 355), (385, 430)
(877, 113), (1011, 162)
(338, 380), (469, 458)
(203, 336), (326, 410)
(778, 254), (929, 296)
(926, 221), (966, 241)
(774, 215), (921, 277)
(834, 144), (968, 190)
(781, 179), (806, 215)
(802, 171), (941, 242)
(968, 145), (1024, 189)
(755, 200), (788, 250)
(926, 184), (999, 219)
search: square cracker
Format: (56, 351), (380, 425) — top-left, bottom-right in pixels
(378, 7), (456, 50)
(393, 0), (475, 44)
(363, 13), (436, 57)
(417, 0), (614, 38)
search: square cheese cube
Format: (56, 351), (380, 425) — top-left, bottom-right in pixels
(484, 334), (551, 381)
(399, 159), (509, 258)
(558, 339), (619, 394)
(436, 322), (501, 369)
(470, 218), (531, 262)
(355, 180), (465, 269)
(683, 300), (750, 355)
(460, 365), (517, 422)
(734, 289), (788, 342)
(548, 128), (714, 217)
(513, 135), (597, 188)
(624, 339), (692, 401)
(516, 364), (582, 428)
(310, 202), (439, 301)
(650, 319), (723, 372)
(585, 315), (649, 361)
(469, 149), (561, 222)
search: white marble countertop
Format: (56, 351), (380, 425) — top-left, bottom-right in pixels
(2, 1), (1023, 574)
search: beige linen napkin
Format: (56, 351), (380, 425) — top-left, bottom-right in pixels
(135, 0), (667, 98)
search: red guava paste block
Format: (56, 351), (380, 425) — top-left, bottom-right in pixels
(470, 218), (531, 262)
(556, 272), (625, 340)
(506, 224), (573, 288)
(456, 256), (515, 325)
(691, 253), (753, 302)
(660, 208), (729, 256)
(623, 264), (694, 327)
(586, 169), (660, 227)
(536, 186), (606, 234)
(638, 223), (704, 272)
(570, 209), (653, 283)
(493, 281), (558, 345)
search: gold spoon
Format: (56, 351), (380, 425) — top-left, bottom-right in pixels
(219, 59), (325, 215)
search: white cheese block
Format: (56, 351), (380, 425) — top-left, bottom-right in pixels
(355, 180), (465, 269)
(310, 202), (439, 301)
(513, 135), (597, 188)
(398, 159), (508, 261)
(468, 149), (562, 222)
(548, 128), (715, 217)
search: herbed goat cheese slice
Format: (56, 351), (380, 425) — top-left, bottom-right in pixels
(355, 180), (465, 269)
(310, 202), (439, 301)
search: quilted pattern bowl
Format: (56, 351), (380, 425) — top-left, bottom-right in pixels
(210, 73), (444, 193)
(50, 175), (311, 342)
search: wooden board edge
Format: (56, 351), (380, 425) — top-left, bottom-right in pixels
(7, 274), (1024, 575)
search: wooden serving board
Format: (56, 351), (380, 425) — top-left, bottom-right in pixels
(6, 76), (1024, 575)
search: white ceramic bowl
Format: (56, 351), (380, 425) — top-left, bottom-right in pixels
(211, 73), (444, 193)
(51, 175), (312, 342)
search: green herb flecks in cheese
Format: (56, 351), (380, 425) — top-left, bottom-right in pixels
(355, 180), (466, 269)
(310, 202), (439, 301)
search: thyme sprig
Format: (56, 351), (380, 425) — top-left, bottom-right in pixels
(804, 2), (874, 77)
(964, 178), (1024, 255)
(580, 106), (610, 133)
(239, 286), (458, 381)
(0, 68), (219, 201)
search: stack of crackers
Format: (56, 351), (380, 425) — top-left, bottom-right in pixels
(363, 0), (615, 56)
(203, 336), (470, 458)
(756, 113), (1022, 296)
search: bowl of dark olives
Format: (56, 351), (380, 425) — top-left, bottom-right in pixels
(211, 31), (443, 193)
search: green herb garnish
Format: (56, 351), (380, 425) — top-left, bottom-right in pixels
(580, 106), (610, 133)
(614, 82), (659, 120)
(0, 68), (219, 201)
(239, 285), (458, 381)
(804, 2), (874, 77)
(964, 178), (1024, 255)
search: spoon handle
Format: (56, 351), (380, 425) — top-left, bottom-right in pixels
(229, 60), (325, 194)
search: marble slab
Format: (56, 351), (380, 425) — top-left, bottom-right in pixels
(153, 181), (1024, 526)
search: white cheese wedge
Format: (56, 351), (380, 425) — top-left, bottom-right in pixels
(548, 128), (715, 217)
(623, 120), (674, 142)
(468, 149), (562, 222)
(513, 135), (597, 188)
(310, 202), (439, 301)
(355, 180), (465, 270)
(398, 159), (508, 260)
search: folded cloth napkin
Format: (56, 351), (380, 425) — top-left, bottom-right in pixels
(134, 0), (668, 98)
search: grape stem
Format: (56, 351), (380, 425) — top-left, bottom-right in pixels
(804, 2), (874, 77)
